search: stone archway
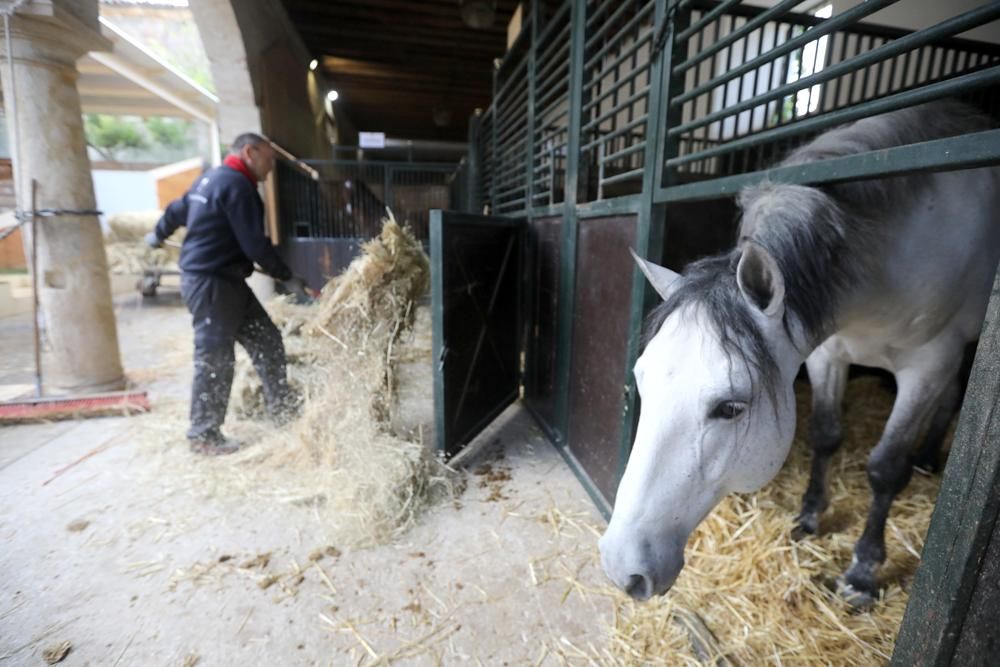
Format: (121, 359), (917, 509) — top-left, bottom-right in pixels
(187, 0), (263, 145)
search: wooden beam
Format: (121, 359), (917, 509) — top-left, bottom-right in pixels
(892, 259), (1000, 666)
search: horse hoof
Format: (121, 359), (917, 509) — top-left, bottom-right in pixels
(836, 577), (876, 612)
(792, 514), (819, 540)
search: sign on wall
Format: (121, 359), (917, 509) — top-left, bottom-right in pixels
(359, 132), (386, 149)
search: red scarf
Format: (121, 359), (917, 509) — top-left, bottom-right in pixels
(223, 154), (257, 186)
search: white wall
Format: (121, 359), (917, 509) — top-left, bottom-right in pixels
(91, 169), (157, 228)
(831, 0), (1000, 43)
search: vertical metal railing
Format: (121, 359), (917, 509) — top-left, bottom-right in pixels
(578, 0), (658, 202)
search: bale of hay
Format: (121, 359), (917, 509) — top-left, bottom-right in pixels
(104, 210), (183, 274)
(607, 375), (943, 665)
(219, 212), (448, 546)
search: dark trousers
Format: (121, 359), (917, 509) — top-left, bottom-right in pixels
(181, 273), (294, 442)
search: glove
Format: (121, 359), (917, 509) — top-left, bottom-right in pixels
(144, 232), (162, 249)
(282, 276), (314, 304)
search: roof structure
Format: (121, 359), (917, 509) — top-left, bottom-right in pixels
(279, 0), (522, 141)
(76, 16), (217, 123)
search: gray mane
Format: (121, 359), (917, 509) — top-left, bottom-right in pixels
(645, 100), (990, 401)
(738, 99), (990, 341)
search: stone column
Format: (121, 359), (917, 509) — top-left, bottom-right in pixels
(1, 5), (125, 392)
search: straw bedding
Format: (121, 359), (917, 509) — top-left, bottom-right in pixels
(182, 215), (449, 547)
(104, 211), (181, 274)
(605, 373), (945, 666)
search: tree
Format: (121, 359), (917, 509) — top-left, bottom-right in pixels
(145, 117), (193, 150)
(84, 114), (147, 161)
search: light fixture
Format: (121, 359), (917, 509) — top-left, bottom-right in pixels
(326, 90), (339, 102)
(460, 0), (495, 29)
(309, 59), (318, 71)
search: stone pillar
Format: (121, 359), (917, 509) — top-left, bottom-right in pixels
(1, 5), (125, 392)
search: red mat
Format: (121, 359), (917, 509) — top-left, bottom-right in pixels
(0, 391), (150, 423)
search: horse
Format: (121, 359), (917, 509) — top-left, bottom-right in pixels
(598, 100), (1000, 609)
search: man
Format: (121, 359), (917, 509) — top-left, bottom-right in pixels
(147, 133), (307, 455)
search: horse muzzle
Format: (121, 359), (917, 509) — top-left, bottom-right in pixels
(598, 528), (685, 600)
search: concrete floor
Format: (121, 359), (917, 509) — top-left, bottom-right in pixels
(0, 290), (618, 666)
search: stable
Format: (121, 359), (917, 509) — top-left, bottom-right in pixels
(428, 1), (1000, 664)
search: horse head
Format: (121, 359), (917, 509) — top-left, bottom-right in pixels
(599, 245), (804, 599)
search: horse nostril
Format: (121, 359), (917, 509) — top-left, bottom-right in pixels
(624, 574), (652, 600)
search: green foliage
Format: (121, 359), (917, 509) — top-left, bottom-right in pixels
(84, 114), (147, 160)
(145, 117), (192, 149)
(84, 114), (198, 162)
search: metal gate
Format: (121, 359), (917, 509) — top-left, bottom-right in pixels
(453, 1), (1000, 661)
(430, 210), (523, 459)
(274, 158), (458, 288)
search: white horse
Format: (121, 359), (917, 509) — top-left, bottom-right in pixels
(599, 100), (1000, 608)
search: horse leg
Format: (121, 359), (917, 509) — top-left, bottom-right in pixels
(912, 373), (960, 475)
(913, 341), (975, 474)
(839, 363), (952, 609)
(793, 353), (848, 539)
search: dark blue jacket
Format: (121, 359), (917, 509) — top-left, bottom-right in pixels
(153, 165), (292, 282)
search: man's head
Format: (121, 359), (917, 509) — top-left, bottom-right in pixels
(230, 133), (275, 181)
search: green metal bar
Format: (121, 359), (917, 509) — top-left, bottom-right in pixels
(582, 87), (650, 133)
(535, 58), (569, 103)
(466, 112), (480, 213)
(576, 193), (645, 218)
(553, 441), (614, 520)
(583, 6), (655, 72)
(554, 0), (587, 445)
(658, 128), (1000, 202)
(667, 66), (1000, 168)
(672, 0), (898, 107)
(587, 26), (655, 81)
(584, 0), (646, 54)
(581, 115), (647, 151)
(601, 133), (649, 164)
(673, 0), (807, 74)
(495, 87), (528, 118)
(491, 72), (498, 210)
(581, 46), (653, 110)
(305, 159), (458, 170)
(601, 166), (645, 186)
(538, 32), (569, 79)
(667, 3), (1000, 138)
(495, 60), (528, 107)
(536, 1), (571, 45)
(537, 21), (571, 61)
(527, 202), (565, 219)
(525, 0), (540, 218)
(495, 117), (527, 147)
(677, 0), (741, 43)
(535, 73), (570, 114)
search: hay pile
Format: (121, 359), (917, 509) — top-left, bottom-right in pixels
(606, 375), (943, 665)
(221, 214), (448, 546)
(104, 210), (181, 273)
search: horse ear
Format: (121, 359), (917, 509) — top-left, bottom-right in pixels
(630, 247), (680, 302)
(736, 242), (785, 318)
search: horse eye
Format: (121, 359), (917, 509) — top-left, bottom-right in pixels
(709, 401), (746, 420)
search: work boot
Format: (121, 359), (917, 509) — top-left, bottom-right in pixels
(188, 436), (242, 456)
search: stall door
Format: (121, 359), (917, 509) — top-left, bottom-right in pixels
(430, 210), (523, 459)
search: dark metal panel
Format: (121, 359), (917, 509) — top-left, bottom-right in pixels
(891, 260), (1000, 666)
(523, 215), (563, 436)
(279, 238), (362, 292)
(430, 210), (523, 459)
(566, 214), (637, 504)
